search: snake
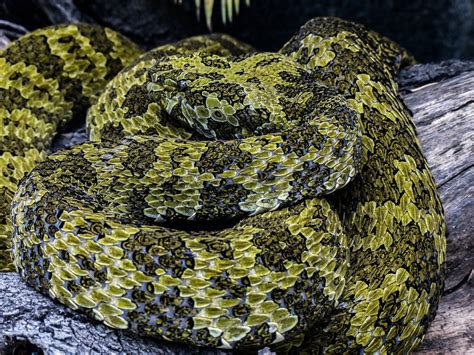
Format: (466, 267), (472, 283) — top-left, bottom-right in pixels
(0, 17), (445, 353)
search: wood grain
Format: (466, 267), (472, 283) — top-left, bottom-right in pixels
(404, 68), (474, 354)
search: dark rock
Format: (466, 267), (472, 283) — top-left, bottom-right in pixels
(74, 0), (207, 48)
(0, 0), (472, 61)
(51, 127), (87, 151)
(36, 0), (90, 24)
(0, 19), (27, 38)
(0, 32), (9, 49)
(399, 60), (474, 91)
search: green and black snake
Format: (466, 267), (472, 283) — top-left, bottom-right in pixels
(0, 17), (445, 353)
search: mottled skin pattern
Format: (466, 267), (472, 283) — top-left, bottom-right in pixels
(0, 24), (143, 271)
(0, 18), (445, 353)
(277, 18), (446, 353)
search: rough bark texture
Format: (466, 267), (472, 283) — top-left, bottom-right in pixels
(0, 60), (472, 354)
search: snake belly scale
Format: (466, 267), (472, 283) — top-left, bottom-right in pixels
(0, 17), (445, 353)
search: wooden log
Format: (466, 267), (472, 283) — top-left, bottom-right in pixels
(402, 64), (474, 354)
(0, 62), (473, 354)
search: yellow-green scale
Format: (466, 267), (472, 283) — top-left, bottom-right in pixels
(1, 16), (445, 353)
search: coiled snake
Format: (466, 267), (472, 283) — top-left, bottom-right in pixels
(0, 17), (445, 353)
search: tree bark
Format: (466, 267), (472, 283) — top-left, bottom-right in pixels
(0, 61), (473, 354)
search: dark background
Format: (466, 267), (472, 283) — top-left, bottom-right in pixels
(0, 0), (473, 62)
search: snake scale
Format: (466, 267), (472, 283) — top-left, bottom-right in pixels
(0, 17), (445, 353)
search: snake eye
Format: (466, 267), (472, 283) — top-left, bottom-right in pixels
(176, 79), (188, 92)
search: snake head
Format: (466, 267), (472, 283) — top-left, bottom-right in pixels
(146, 52), (326, 141)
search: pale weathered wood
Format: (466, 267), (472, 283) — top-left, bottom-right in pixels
(0, 63), (472, 354)
(403, 67), (474, 354)
(415, 272), (473, 354)
(404, 69), (474, 291)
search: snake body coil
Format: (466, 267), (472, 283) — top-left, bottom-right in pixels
(0, 18), (445, 353)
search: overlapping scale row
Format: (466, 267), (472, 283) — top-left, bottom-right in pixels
(0, 24), (142, 271)
(12, 157), (349, 347)
(87, 34), (255, 142)
(6, 24), (359, 349)
(6, 16), (445, 353)
(86, 51), (363, 222)
(278, 17), (445, 353)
